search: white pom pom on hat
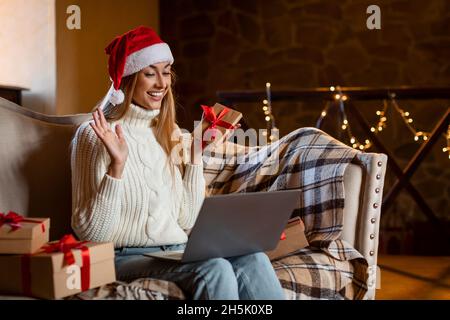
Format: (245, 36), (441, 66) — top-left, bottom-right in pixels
(100, 26), (174, 109)
(109, 88), (125, 105)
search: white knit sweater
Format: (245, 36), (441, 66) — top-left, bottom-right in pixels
(70, 103), (205, 248)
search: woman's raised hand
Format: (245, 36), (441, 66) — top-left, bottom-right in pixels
(90, 108), (129, 178)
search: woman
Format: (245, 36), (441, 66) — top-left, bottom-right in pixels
(70, 26), (285, 300)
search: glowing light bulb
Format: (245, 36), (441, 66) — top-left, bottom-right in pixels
(343, 119), (348, 125)
(371, 127), (376, 132)
(265, 116), (270, 122)
(414, 136), (419, 141)
(263, 99), (268, 105)
(335, 94), (341, 100)
(342, 95), (348, 101)
(266, 82), (271, 88)
(443, 147), (448, 152)
(378, 126), (383, 131)
(359, 145), (364, 150)
(330, 86), (335, 91)
(376, 111), (381, 116)
(321, 111), (327, 117)
(352, 144), (358, 148)
(341, 125), (347, 130)
(365, 139), (370, 144)
(408, 119), (413, 123)
(404, 112), (410, 116)
(381, 117), (387, 122)
(350, 137), (356, 144)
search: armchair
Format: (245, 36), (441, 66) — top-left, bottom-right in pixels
(0, 97), (386, 300)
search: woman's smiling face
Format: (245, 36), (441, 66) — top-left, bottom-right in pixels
(132, 62), (172, 110)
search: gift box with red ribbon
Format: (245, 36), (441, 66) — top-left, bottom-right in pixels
(193, 103), (243, 149)
(265, 217), (309, 261)
(0, 234), (116, 299)
(0, 211), (50, 254)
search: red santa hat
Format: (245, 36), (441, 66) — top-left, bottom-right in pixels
(99, 26), (174, 109)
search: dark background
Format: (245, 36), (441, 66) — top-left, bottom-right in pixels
(161, 0), (450, 255)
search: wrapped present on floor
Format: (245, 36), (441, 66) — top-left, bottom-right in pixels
(0, 234), (116, 299)
(0, 211), (50, 254)
(265, 217), (309, 261)
(193, 103), (243, 149)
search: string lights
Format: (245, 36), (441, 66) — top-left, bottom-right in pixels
(369, 99), (388, 135)
(319, 86), (373, 150)
(261, 82), (278, 143)
(259, 84), (448, 156)
(318, 87), (449, 158)
(443, 125), (450, 159)
(384, 93), (430, 143)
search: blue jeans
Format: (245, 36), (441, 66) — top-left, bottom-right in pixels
(114, 244), (285, 300)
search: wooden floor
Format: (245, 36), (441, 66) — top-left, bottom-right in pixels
(375, 255), (450, 300)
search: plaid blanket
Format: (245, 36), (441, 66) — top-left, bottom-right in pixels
(67, 278), (185, 300)
(201, 127), (368, 299)
(69, 127), (368, 300)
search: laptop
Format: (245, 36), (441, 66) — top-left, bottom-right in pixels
(143, 189), (300, 263)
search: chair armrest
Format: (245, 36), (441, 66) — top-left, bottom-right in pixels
(342, 163), (363, 246)
(350, 152), (388, 299)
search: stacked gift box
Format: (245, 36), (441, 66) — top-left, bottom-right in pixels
(0, 211), (116, 299)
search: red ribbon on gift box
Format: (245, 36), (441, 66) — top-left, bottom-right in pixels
(201, 105), (237, 148)
(0, 211), (46, 233)
(21, 234), (91, 295)
(42, 234), (91, 291)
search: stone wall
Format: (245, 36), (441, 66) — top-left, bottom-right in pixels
(161, 0), (450, 254)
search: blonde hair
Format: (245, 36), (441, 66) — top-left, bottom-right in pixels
(92, 70), (184, 181)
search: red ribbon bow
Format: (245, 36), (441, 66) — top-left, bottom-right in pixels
(21, 235), (91, 296)
(41, 234), (88, 266)
(0, 211), (46, 232)
(40, 234), (91, 291)
(201, 105), (236, 146)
